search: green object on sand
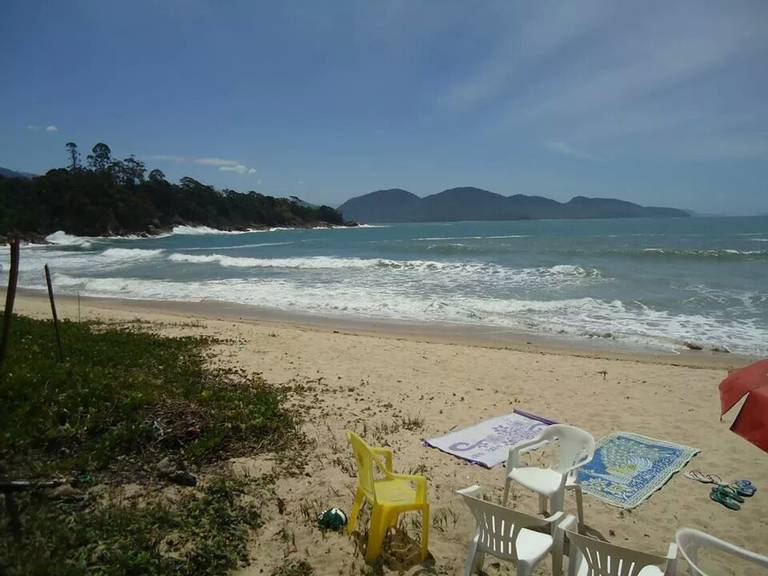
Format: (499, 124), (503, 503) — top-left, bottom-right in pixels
(317, 508), (347, 531)
(710, 486), (741, 511)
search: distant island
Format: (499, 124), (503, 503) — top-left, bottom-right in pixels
(0, 143), (351, 243)
(338, 187), (689, 223)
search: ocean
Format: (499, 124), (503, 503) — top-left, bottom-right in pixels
(3, 216), (767, 355)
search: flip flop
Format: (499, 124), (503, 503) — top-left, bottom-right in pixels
(718, 485), (745, 503)
(733, 480), (756, 497)
(710, 486), (741, 510)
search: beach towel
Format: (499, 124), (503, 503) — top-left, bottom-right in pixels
(577, 432), (699, 509)
(424, 409), (555, 468)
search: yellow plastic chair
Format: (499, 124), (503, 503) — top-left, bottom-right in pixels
(346, 431), (430, 562)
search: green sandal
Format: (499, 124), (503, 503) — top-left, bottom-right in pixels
(710, 486), (741, 510)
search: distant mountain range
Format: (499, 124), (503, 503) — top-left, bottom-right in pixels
(338, 187), (689, 223)
(0, 166), (37, 179)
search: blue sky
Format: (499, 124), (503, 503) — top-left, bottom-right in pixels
(1, 1), (767, 213)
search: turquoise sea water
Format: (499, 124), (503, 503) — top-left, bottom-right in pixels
(4, 216), (767, 355)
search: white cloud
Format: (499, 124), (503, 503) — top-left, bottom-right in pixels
(545, 141), (596, 160)
(144, 154), (257, 175)
(27, 124), (59, 133)
(195, 157), (239, 167)
(219, 164), (248, 174)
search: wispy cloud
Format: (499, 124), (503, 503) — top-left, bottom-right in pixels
(219, 164), (249, 174)
(545, 141), (596, 160)
(441, 1), (768, 161)
(195, 157), (239, 167)
(27, 124), (59, 132)
(146, 154), (257, 175)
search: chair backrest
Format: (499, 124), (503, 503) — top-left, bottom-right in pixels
(347, 431), (380, 500)
(566, 529), (671, 576)
(676, 528), (768, 575)
(459, 491), (552, 563)
(539, 424), (595, 475)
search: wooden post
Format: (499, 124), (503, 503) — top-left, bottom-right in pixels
(44, 264), (64, 362)
(0, 237), (20, 373)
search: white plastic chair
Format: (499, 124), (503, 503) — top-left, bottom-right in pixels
(675, 528), (768, 575)
(557, 515), (678, 576)
(457, 484), (564, 576)
(503, 424), (595, 531)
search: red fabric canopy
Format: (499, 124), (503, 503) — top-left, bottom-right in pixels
(719, 359), (768, 453)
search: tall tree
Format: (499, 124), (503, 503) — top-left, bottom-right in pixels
(87, 143), (112, 171)
(148, 169), (166, 183)
(65, 142), (80, 171)
(122, 155), (146, 185)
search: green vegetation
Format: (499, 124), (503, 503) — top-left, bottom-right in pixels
(3, 476), (260, 576)
(0, 313), (300, 575)
(0, 142), (349, 240)
(0, 314), (294, 476)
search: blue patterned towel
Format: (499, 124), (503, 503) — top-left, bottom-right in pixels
(577, 432), (699, 509)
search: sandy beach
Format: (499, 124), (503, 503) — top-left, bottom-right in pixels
(7, 290), (768, 575)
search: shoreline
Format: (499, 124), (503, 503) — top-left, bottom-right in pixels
(5, 287), (753, 370)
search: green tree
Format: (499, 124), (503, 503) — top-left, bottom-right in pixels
(87, 142), (112, 171)
(148, 169), (166, 183)
(65, 142), (80, 171)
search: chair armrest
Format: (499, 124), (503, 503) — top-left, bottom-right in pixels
(544, 510), (565, 527)
(370, 447), (393, 471)
(388, 472), (427, 501)
(456, 484), (483, 499)
(506, 438), (549, 469)
(560, 451), (595, 476)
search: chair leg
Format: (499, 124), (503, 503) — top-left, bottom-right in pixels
(574, 485), (584, 533)
(348, 487), (365, 534)
(538, 493), (548, 514)
(503, 478), (511, 506)
(517, 561), (534, 576)
(464, 535), (483, 576)
(420, 504), (430, 561)
(551, 489), (565, 515)
(365, 505), (388, 562)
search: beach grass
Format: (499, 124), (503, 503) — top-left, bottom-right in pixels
(0, 313), (295, 476)
(0, 313), (300, 575)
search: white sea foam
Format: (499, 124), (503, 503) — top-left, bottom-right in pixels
(45, 231), (94, 249)
(102, 248), (164, 260)
(165, 253), (602, 282)
(171, 225), (261, 236)
(39, 274), (768, 356)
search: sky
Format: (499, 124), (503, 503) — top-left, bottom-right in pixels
(1, 1), (767, 214)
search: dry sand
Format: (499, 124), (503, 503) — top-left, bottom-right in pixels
(7, 291), (768, 575)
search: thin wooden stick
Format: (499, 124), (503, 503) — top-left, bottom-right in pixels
(44, 264), (64, 362)
(0, 237), (20, 373)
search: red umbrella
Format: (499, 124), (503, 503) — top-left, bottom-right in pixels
(719, 359), (768, 453)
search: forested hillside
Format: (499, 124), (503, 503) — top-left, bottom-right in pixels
(0, 142), (349, 241)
